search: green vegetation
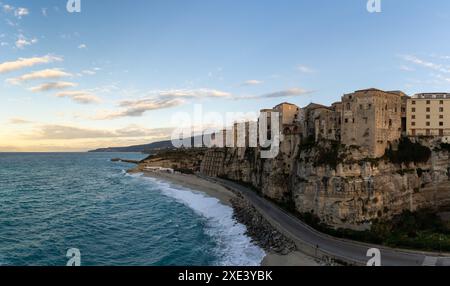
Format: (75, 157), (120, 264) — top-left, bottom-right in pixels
(384, 137), (431, 165)
(296, 209), (450, 252)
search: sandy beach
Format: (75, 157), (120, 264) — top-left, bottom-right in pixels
(134, 169), (320, 266)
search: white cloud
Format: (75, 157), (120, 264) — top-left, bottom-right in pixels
(0, 55), (63, 73)
(399, 65), (415, 72)
(41, 8), (48, 16)
(240, 80), (263, 86)
(402, 55), (450, 74)
(29, 124), (173, 140)
(29, 81), (78, 92)
(2, 5), (29, 19)
(14, 7), (29, 18)
(236, 88), (313, 100)
(55, 91), (101, 104)
(8, 117), (32, 124)
(150, 88), (231, 99)
(2, 4), (14, 13)
(15, 34), (38, 49)
(78, 44), (87, 49)
(94, 98), (184, 119)
(82, 69), (96, 75)
(7, 69), (72, 84)
(296, 65), (316, 73)
(92, 88), (232, 120)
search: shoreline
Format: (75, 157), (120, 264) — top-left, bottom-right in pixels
(131, 169), (320, 266)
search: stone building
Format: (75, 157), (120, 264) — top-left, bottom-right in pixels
(406, 93), (450, 138)
(273, 102), (303, 125)
(341, 88), (404, 158)
(314, 102), (342, 142)
(303, 103), (332, 139)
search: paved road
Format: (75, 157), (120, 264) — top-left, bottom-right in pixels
(201, 175), (450, 266)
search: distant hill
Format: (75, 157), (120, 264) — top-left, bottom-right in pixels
(88, 140), (174, 153)
(88, 136), (206, 153)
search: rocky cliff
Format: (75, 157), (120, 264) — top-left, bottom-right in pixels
(200, 137), (450, 229)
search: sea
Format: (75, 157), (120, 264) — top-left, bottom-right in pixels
(0, 152), (265, 266)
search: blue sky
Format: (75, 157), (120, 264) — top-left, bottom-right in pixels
(1, 0), (450, 151)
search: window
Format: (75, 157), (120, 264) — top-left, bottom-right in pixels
(426, 115), (430, 119)
(440, 107), (444, 112)
(440, 100), (444, 104)
(412, 101), (416, 105)
(426, 107), (431, 112)
(412, 108), (416, 112)
(345, 118), (348, 123)
(412, 122), (416, 126)
(440, 115), (444, 119)
(426, 100), (431, 104)
(440, 122), (444, 126)
(412, 115), (416, 119)
(426, 122), (430, 126)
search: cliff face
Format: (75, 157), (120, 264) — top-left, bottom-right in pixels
(200, 137), (450, 229)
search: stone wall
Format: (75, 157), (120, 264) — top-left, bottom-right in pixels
(199, 137), (450, 230)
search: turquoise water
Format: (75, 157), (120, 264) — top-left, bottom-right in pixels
(0, 153), (264, 266)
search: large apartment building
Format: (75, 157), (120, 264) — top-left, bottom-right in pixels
(406, 93), (450, 137)
(341, 89), (404, 158)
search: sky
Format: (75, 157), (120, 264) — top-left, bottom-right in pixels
(1, 0), (450, 152)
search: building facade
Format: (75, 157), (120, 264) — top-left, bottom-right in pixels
(406, 93), (450, 137)
(341, 89), (403, 158)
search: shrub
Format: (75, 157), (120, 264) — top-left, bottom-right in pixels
(384, 137), (431, 165)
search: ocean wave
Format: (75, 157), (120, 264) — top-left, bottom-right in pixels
(131, 173), (265, 266)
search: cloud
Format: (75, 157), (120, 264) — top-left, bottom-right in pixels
(150, 88), (232, 99)
(0, 55), (62, 74)
(8, 117), (32, 124)
(296, 65), (316, 73)
(82, 69), (96, 75)
(399, 65), (415, 72)
(30, 124), (173, 140)
(92, 88), (231, 120)
(402, 55), (450, 74)
(7, 69), (72, 84)
(2, 4), (14, 13)
(261, 88), (313, 98)
(15, 34), (38, 49)
(95, 98), (184, 119)
(41, 8), (48, 17)
(2, 4), (29, 18)
(78, 44), (87, 49)
(55, 91), (101, 104)
(29, 81), (78, 92)
(235, 88), (313, 100)
(14, 7), (29, 18)
(239, 80), (263, 86)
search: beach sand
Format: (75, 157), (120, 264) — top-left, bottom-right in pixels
(135, 170), (320, 266)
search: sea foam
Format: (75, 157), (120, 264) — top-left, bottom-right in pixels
(131, 173), (266, 266)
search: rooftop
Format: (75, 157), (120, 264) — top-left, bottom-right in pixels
(413, 93), (450, 99)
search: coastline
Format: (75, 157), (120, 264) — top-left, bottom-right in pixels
(130, 169), (320, 266)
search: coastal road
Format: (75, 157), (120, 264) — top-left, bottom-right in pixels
(200, 175), (450, 266)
